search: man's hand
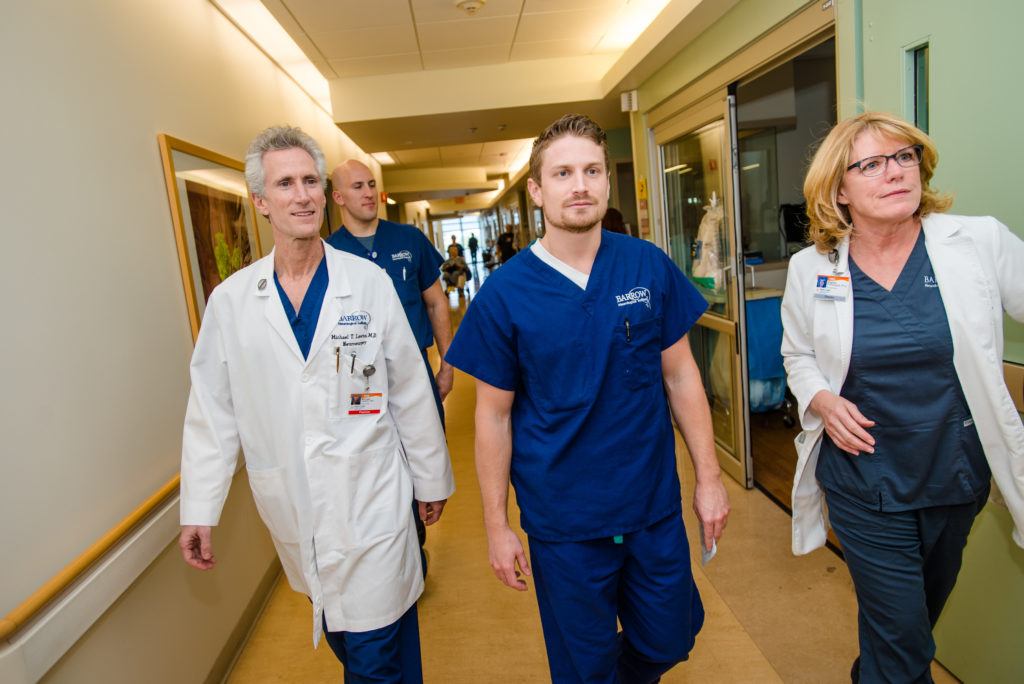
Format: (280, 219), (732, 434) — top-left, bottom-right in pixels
(179, 525), (216, 570)
(487, 525), (531, 591)
(417, 499), (447, 525)
(810, 390), (875, 456)
(435, 364), (455, 401)
(693, 477), (730, 551)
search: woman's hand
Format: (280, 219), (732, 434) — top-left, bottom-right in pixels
(810, 390), (876, 455)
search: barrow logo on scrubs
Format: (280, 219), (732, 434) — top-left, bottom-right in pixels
(338, 311), (371, 328)
(391, 250), (413, 262)
(615, 287), (651, 309)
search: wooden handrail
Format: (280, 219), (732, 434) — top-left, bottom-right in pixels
(0, 475), (180, 641)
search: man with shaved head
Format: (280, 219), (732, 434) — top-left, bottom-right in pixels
(328, 160), (454, 571)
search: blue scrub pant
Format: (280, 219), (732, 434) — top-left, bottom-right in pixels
(825, 487), (988, 684)
(323, 604), (423, 684)
(528, 513), (704, 684)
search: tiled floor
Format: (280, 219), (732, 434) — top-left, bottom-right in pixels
(227, 290), (958, 683)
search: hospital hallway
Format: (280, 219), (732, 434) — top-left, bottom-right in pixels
(225, 289), (958, 684)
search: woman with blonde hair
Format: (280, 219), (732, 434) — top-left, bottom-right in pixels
(781, 111), (1024, 682)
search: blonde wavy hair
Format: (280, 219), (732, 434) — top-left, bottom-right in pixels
(803, 112), (952, 252)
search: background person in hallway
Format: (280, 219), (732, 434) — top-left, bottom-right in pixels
(496, 225), (517, 264)
(446, 114), (730, 683)
(468, 232), (479, 262)
(781, 111), (1024, 683)
(603, 206), (628, 235)
(448, 234), (464, 258)
(178, 126), (454, 682)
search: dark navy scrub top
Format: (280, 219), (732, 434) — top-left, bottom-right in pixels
(273, 256), (328, 360)
(327, 220), (444, 350)
(817, 231), (990, 510)
(446, 231), (708, 541)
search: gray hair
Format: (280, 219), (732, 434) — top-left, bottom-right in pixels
(244, 125), (327, 197)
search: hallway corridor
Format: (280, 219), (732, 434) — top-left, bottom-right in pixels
(225, 294), (957, 684)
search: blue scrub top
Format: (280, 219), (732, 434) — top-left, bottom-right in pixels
(817, 231), (990, 510)
(273, 255), (329, 360)
(327, 220), (444, 350)
(446, 231), (708, 541)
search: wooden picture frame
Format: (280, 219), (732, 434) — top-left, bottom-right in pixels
(158, 134), (265, 342)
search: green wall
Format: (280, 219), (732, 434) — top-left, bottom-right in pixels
(854, 0), (1024, 364)
(638, 0), (809, 111)
(931, 501), (1024, 682)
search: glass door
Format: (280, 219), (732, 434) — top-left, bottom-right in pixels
(658, 93), (752, 487)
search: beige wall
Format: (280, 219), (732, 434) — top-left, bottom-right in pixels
(40, 472), (278, 684)
(1, 0), (373, 679)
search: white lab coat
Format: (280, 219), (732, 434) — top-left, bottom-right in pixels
(781, 214), (1024, 555)
(180, 243), (454, 645)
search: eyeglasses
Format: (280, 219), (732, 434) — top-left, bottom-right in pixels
(846, 144), (923, 177)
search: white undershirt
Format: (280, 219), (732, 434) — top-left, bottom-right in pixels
(531, 241), (590, 290)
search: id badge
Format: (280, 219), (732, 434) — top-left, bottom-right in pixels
(814, 273), (850, 301)
(348, 392), (383, 415)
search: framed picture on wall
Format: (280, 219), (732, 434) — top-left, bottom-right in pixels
(157, 134), (267, 342)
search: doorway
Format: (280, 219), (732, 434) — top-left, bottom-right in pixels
(736, 38), (837, 507)
(655, 37), (837, 497)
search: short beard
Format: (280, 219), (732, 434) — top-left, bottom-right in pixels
(552, 206), (602, 234)
(559, 219), (600, 234)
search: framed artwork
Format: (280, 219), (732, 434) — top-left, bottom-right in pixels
(158, 134), (266, 342)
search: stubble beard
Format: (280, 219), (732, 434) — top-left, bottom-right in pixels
(555, 205), (603, 234)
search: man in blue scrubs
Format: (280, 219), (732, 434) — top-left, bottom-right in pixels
(327, 160), (454, 420)
(328, 160), (454, 569)
(446, 114), (731, 683)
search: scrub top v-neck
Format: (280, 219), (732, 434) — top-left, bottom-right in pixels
(816, 230), (990, 510)
(273, 255), (329, 360)
(446, 231), (708, 541)
(327, 220), (444, 350)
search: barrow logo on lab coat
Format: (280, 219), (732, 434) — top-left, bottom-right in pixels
(615, 287), (651, 309)
(391, 250), (413, 262)
(338, 311), (371, 328)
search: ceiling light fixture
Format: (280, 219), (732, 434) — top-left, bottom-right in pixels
(455, 0), (486, 16)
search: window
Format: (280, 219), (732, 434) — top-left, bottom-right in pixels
(906, 44), (929, 133)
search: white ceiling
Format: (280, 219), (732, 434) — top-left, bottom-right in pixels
(247, 0), (734, 203)
(265, 0), (655, 80)
(384, 137), (533, 173)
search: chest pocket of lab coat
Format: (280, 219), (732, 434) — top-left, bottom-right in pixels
(613, 316), (662, 390)
(328, 337), (386, 422)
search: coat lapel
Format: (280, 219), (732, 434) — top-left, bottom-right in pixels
(832, 239), (854, 379)
(255, 250), (306, 365)
(923, 214), (993, 357)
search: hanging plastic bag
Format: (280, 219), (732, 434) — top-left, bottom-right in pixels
(692, 200), (724, 292)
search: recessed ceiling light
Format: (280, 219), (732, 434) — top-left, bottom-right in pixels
(372, 152), (396, 165)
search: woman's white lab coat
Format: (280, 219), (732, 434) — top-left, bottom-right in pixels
(180, 244), (454, 644)
(781, 214), (1024, 555)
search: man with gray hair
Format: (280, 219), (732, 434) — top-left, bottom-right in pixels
(178, 125), (453, 681)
